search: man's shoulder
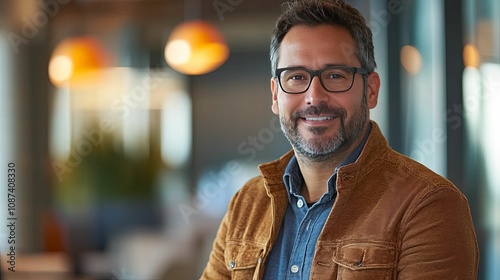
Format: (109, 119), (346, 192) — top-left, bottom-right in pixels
(374, 148), (465, 202)
(383, 148), (453, 185)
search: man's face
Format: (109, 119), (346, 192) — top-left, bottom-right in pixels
(271, 24), (379, 161)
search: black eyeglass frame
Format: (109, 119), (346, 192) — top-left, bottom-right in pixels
(274, 66), (370, 94)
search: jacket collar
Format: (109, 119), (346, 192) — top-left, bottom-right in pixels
(258, 120), (390, 191)
(336, 120), (390, 188)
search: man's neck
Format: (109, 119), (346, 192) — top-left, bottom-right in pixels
(295, 123), (371, 203)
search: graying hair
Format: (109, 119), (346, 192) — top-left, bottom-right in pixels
(270, 0), (376, 75)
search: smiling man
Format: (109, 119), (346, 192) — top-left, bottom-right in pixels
(201, 1), (479, 279)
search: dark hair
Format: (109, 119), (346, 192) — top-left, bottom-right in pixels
(270, 0), (376, 75)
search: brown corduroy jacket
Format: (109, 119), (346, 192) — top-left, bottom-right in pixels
(201, 121), (479, 279)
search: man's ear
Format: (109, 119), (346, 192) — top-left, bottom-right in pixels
(366, 72), (380, 109)
(271, 77), (279, 115)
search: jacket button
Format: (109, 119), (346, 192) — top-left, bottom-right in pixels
(230, 261), (235, 269)
(355, 261), (363, 267)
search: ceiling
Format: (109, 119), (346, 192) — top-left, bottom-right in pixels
(50, 0), (287, 51)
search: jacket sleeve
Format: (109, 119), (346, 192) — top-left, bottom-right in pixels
(397, 185), (479, 279)
(200, 195), (235, 279)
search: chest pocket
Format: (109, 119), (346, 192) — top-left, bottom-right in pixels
(332, 240), (397, 280)
(225, 241), (264, 280)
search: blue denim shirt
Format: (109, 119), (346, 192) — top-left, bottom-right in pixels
(263, 125), (371, 279)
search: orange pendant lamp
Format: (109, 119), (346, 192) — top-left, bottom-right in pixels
(48, 36), (109, 87)
(165, 20), (229, 75)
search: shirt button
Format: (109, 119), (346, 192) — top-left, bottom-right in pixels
(297, 199), (304, 208)
(290, 265), (299, 273)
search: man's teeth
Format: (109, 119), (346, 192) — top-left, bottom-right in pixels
(304, 116), (335, 121)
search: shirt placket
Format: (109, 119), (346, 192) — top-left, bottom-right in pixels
(287, 194), (328, 279)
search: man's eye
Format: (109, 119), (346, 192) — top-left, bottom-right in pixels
(288, 74), (307, 80)
(326, 73), (346, 79)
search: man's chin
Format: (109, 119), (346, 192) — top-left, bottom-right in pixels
(299, 126), (341, 141)
(296, 148), (337, 162)
(299, 122), (341, 136)
(294, 139), (345, 161)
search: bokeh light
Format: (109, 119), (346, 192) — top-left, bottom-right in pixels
(48, 36), (109, 87)
(463, 44), (481, 68)
(165, 21), (229, 75)
(400, 45), (423, 75)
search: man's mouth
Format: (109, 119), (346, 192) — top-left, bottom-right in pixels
(303, 116), (336, 121)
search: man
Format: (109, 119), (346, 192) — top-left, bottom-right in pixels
(201, 0), (479, 279)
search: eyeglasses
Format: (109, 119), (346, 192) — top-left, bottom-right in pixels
(274, 66), (369, 94)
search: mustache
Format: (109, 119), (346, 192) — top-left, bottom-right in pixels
(291, 103), (347, 122)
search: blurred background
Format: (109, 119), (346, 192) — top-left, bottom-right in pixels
(0, 0), (498, 279)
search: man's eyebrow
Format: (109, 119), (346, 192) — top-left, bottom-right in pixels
(279, 63), (352, 69)
(324, 63), (350, 67)
(279, 65), (307, 69)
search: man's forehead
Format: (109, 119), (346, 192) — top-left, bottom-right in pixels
(278, 24), (359, 67)
(280, 25), (356, 54)
(282, 24), (355, 43)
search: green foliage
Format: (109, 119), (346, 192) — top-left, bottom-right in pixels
(54, 132), (163, 209)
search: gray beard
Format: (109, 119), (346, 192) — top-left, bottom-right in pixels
(279, 99), (368, 162)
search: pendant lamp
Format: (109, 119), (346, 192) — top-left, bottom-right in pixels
(48, 36), (108, 87)
(164, 18), (229, 75)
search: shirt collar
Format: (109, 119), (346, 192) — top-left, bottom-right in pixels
(283, 122), (372, 199)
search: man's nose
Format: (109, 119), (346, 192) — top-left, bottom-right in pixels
(305, 76), (329, 106)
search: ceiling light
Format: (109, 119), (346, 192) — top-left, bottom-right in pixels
(165, 21), (229, 75)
